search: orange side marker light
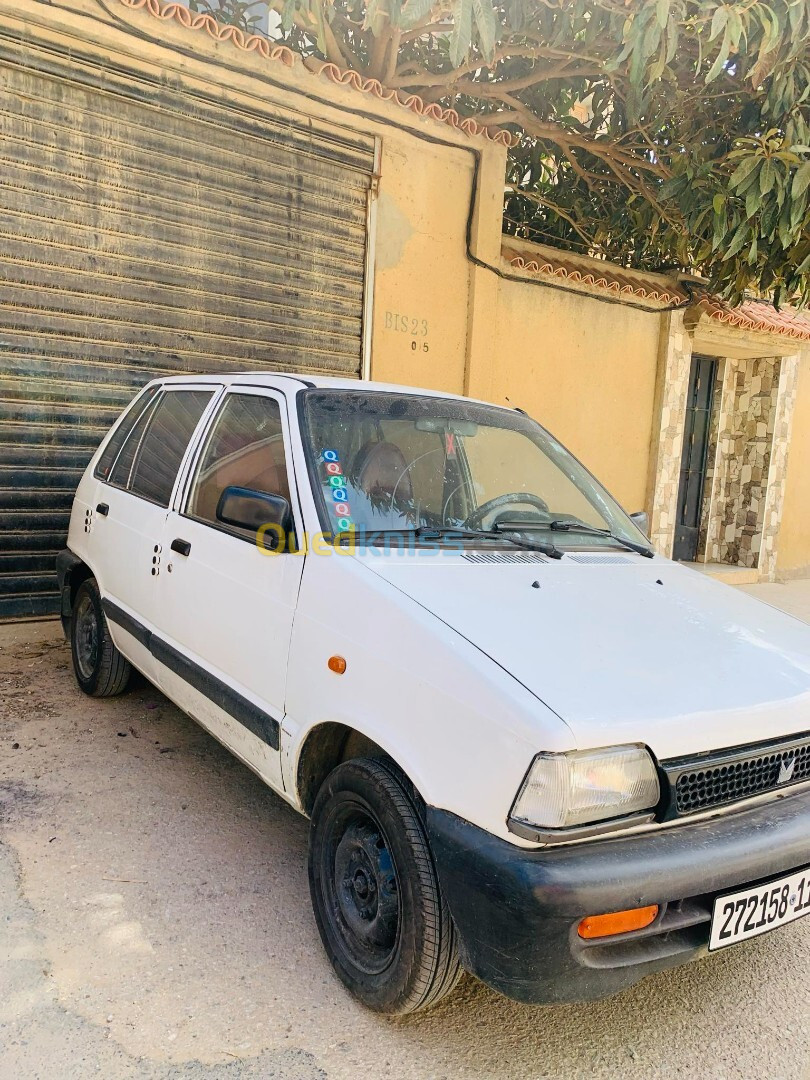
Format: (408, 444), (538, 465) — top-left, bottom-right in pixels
(578, 905), (659, 939)
(328, 655), (347, 675)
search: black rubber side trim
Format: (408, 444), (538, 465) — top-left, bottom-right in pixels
(102, 599), (280, 750)
(102, 598), (152, 650)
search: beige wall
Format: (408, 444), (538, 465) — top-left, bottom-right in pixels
(489, 280), (663, 513)
(777, 348), (810, 576)
(368, 136), (475, 395)
(15, 0), (809, 576)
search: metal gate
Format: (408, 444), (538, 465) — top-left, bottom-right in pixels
(673, 355), (717, 563)
(0, 29), (375, 618)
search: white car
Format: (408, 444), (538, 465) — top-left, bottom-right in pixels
(57, 373), (810, 1014)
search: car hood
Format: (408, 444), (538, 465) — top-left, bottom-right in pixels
(356, 551), (810, 759)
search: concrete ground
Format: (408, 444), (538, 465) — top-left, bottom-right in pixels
(1, 582), (809, 1080)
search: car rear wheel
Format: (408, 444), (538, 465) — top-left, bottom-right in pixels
(70, 578), (132, 697)
(308, 757), (462, 1014)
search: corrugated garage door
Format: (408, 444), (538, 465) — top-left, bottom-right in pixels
(0, 30), (375, 618)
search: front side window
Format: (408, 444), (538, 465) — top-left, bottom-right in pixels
(300, 390), (647, 550)
(109, 389), (213, 507)
(186, 393), (291, 531)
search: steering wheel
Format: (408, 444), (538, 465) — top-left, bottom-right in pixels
(464, 492), (549, 531)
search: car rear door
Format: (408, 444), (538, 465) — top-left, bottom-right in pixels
(90, 384), (220, 677)
(151, 387), (305, 794)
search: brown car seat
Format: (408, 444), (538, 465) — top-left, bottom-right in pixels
(351, 441), (413, 504)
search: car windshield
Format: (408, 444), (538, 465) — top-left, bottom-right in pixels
(300, 390), (648, 549)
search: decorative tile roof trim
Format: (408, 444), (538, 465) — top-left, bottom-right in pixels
(506, 251), (810, 340)
(506, 255), (685, 306)
(119, 0), (296, 64)
(310, 62), (514, 146)
(117, 0), (513, 146)
(700, 299), (810, 343)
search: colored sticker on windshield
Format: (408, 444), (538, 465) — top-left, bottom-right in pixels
(322, 450), (353, 531)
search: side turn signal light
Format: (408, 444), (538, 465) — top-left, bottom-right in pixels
(327, 655), (347, 675)
(577, 905), (659, 939)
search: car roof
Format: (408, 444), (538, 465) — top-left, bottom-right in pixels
(146, 371), (499, 409)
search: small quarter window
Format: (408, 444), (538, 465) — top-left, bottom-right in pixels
(108, 392), (162, 490)
(95, 385), (159, 482)
(187, 393), (291, 528)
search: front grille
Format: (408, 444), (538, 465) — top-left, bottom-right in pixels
(662, 732), (810, 817)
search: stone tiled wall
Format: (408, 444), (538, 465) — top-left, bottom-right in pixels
(648, 311), (693, 555)
(649, 318), (800, 577)
(695, 354), (799, 576)
(759, 355), (799, 580)
(710, 358), (779, 567)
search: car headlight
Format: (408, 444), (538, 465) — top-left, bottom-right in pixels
(509, 746), (660, 839)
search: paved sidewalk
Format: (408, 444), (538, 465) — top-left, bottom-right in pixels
(739, 576), (810, 622)
(0, 580), (808, 1080)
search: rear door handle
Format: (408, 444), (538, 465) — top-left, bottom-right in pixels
(96, 502), (109, 516)
(171, 538), (191, 557)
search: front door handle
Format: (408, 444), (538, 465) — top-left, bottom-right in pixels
(96, 502), (109, 516)
(171, 538), (191, 557)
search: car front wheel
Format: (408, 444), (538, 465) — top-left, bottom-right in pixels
(308, 757), (462, 1014)
(70, 577), (132, 697)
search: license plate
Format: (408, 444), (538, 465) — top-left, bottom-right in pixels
(709, 866), (810, 950)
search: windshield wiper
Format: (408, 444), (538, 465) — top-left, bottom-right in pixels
(362, 525), (563, 559)
(549, 520), (654, 558)
(494, 519), (655, 559)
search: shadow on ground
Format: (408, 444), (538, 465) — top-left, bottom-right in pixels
(0, 619), (807, 1080)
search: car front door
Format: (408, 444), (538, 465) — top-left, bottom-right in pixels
(153, 388), (304, 793)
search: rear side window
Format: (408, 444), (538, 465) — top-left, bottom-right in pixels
(129, 390), (214, 506)
(108, 389), (214, 507)
(94, 386), (159, 482)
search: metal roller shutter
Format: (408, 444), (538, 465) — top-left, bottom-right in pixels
(0, 30), (375, 618)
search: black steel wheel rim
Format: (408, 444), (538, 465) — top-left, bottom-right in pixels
(74, 593), (99, 680)
(322, 801), (401, 976)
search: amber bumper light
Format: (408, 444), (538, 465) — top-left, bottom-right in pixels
(577, 905), (659, 939)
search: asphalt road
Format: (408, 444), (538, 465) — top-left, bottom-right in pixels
(1, 581), (809, 1080)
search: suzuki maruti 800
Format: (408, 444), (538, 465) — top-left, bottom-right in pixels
(57, 373), (810, 1013)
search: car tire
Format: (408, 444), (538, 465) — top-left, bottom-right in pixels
(308, 757), (462, 1014)
(70, 577), (132, 697)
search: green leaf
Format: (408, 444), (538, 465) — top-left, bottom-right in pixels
(705, 29), (731, 84)
(449, 0), (473, 67)
(760, 157), (776, 194)
(745, 183), (760, 219)
(660, 174), (689, 199)
(729, 155), (761, 190)
(723, 221), (751, 260)
(713, 193), (726, 214)
(709, 4), (728, 41)
(471, 0), (497, 62)
(793, 161), (810, 199)
(399, 0), (435, 32)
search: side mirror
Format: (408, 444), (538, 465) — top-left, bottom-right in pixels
(216, 486), (292, 550)
(630, 510), (649, 538)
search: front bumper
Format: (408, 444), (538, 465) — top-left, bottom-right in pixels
(426, 786), (810, 1004)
